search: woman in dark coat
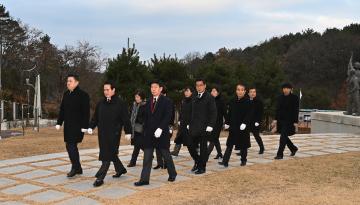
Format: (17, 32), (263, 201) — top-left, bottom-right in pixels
(219, 84), (253, 167)
(207, 86), (226, 159)
(128, 90), (146, 167)
(171, 86), (193, 156)
(273, 83), (299, 159)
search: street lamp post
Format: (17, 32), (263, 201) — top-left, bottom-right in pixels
(25, 77), (39, 132)
(26, 89), (30, 126)
(23, 63), (41, 132)
(0, 20), (3, 136)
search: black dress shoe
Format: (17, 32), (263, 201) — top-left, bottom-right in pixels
(240, 161), (247, 166)
(127, 163), (136, 167)
(274, 156), (283, 160)
(168, 175), (177, 182)
(214, 154), (223, 159)
(134, 181), (149, 186)
(195, 169), (206, 175)
(218, 161), (228, 167)
(259, 149), (265, 154)
(113, 169), (127, 178)
(95, 171), (100, 178)
(290, 148), (298, 156)
(93, 179), (104, 187)
(67, 168), (83, 178)
(153, 165), (163, 170)
(191, 164), (198, 172)
(236, 152), (241, 156)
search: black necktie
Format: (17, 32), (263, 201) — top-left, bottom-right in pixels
(107, 97), (111, 102)
(151, 98), (157, 112)
(198, 93), (201, 98)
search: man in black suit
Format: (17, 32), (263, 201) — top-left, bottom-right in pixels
(219, 84), (253, 167)
(248, 87), (265, 154)
(134, 81), (177, 186)
(56, 74), (90, 177)
(153, 86), (175, 170)
(188, 79), (217, 174)
(272, 83), (299, 160)
(88, 81), (132, 187)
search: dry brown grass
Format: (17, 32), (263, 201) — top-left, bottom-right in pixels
(0, 127), (123, 160)
(114, 152), (360, 205)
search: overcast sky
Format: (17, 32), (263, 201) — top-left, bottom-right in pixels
(2, 0), (360, 60)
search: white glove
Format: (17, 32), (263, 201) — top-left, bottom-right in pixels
(240, 124), (246, 130)
(206, 126), (213, 132)
(81, 128), (87, 133)
(255, 122), (259, 127)
(178, 121), (181, 126)
(55, 125), (61, 130)
(169, 129), (173, 134)
(125, 134), (131, 141)
(87, 128), (93, 135)
(186, 125), (189, 130)
(154, 128), (162, 138)
(224, 124), (230, 129)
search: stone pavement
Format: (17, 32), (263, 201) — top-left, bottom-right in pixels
(0, 133), (359, 204)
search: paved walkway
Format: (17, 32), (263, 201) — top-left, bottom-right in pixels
(0, 133), (359, 205)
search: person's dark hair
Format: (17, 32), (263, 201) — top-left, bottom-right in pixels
(67, 74), (79, 81)
(149, 80), (163, 87)
(134, 89), (146, 100)
(183, 86), (194, 93)
(236, 83), (246, 90)
(103, 80), (116, 90)
(248, 86), (256, 91)
(211, 85), (221, 94)
(195, 78), (206, 85)
(281, 82), (293, 89)
(161, 85), (168, 95)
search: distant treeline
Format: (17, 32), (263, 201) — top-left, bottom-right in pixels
(1, 4), (359, 120)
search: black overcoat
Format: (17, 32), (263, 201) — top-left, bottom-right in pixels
(209, 95), (226, 142)
(225, 97), (253, 148)
(175, 96), (192, 145)
(249, 97), (264, 132)
(89, 96), (132, 161)
(189, 91), (217, 138)
(275, 93), (299, 136)
(57, 86), (90, 143)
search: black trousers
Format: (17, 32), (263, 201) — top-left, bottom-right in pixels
(250, 130), (264, 150)
(155, 148), (164, 166)
(208, 140), (222, 156)
(223, 145), (248, 163)
(187, 135), (208, 170)
(130, 145), (141, 165)
(276, 133), (297, 157)
(96, 156), (126, 180)
(66, 142), (81, 170)
(140, 148), (177, 182)
(208, 129), (222, 157)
